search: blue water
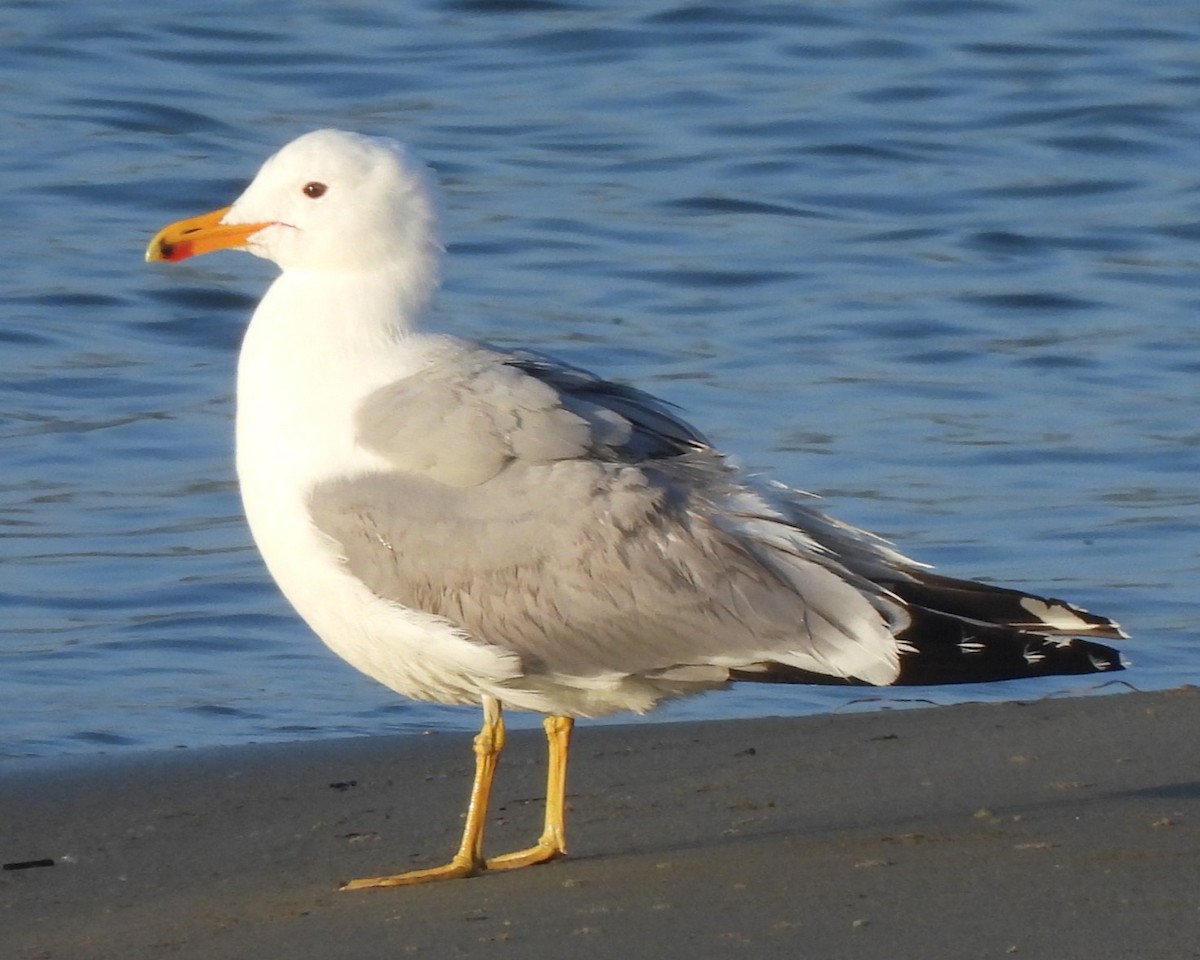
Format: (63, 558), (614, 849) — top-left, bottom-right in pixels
(2, 1), (1197, 760)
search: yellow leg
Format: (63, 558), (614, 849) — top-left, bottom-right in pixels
(340, 704), (574, 890)
(487, 714), (574, 871)
(340, 697), (506, 890)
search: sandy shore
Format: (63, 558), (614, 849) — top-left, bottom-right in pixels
(3, 686), (1197, 959)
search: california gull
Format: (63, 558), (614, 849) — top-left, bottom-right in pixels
(146, 129), (1126, 888)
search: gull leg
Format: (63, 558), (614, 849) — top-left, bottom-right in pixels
(341, 696), (506, 890)
(487, 714), (574, 871)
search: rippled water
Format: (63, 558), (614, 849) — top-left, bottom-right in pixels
(2, 0), (1198, 759)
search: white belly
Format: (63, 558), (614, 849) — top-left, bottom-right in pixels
(233, 277), (522, 707)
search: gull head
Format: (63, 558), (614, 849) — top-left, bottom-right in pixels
(147, 129), (443, 275)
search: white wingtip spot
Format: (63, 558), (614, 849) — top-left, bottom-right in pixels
(1019, 597), (1097, 633)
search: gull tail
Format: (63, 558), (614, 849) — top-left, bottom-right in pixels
(728, 571), (1125, 688)
(880, 570), (1126, 685)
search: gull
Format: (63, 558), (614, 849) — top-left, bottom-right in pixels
(146, 129), (1126, 888)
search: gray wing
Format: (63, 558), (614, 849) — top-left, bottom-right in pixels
(351, 340), (709, 485)
(309, 338), (905, 688)
(502, 348), (711, 461)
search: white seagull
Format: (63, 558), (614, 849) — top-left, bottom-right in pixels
(147, 129), (1126, 888)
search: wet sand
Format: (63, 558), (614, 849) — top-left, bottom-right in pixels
(3, 686), (1197, 959)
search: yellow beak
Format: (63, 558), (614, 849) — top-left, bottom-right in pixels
(145, 206), (274, 263)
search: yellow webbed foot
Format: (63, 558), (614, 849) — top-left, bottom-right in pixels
(486, 838), (567, 872)
(340, 853), (484, 889)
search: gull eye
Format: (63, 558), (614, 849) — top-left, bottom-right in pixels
(302, 181), (327, 199)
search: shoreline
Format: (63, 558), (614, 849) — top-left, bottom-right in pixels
(4, 686), (1198, 959)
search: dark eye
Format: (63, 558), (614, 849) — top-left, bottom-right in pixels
(302, 181), (327, 199)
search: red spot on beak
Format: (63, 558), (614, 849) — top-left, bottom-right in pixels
(158, 239), (194, 262)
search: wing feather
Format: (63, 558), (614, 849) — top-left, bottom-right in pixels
(309, 339), (903, 689)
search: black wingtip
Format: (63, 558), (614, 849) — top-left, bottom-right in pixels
(890, 606), (1124, 686)
(881, 570), (1127, 641)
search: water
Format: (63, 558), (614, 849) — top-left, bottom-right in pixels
(2, 0), (1197, 760)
